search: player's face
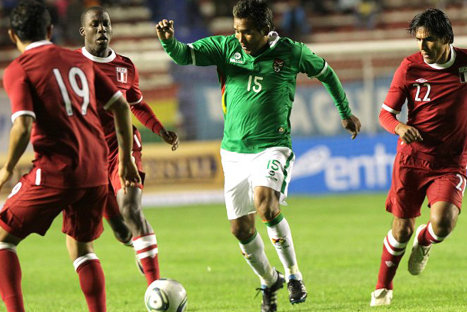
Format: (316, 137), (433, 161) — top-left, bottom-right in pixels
(415, 26), (450, 64)
(233, 17), (269, 56)
(80, 10), (112, 55)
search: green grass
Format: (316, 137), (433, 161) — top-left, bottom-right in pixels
(2, 193), (467, 312)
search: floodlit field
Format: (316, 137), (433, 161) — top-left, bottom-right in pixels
(1, 194), (466, 312)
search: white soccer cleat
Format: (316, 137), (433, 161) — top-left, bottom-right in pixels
(408, 224), (431, 275)
(370, 288), (393, 306)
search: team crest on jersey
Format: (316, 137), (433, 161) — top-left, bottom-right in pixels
(116, 67), (128, 83)
(229, 52), (244, 64)
(458, 67), (467, 83)
(273, 58), (284, 72)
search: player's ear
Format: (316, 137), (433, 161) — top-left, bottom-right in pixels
(8, 29), (18, 45)
(46, 24), (54, 41)
(79, 26), (85, 37)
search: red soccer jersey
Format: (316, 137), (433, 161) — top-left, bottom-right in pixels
(79, 47), (143, 162)
(382, 46), (467, 168)
(3, 41), (122, 188)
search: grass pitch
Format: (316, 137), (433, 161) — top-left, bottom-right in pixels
(1, 193), (466, 312)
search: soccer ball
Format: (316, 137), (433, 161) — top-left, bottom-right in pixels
(144, 278), (187, 312)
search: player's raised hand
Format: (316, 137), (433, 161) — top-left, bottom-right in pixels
(156, 19), (175, 41)
(395, 123), (423, 144)
(341, 114), (361, 139)
(118, 159), (141, 194)
(160, 128), (179, 151)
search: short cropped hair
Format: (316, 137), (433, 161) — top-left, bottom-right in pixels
(233, 0), (274, 34)
(80, 6), (109, 26)
(9, 0), (51, 42)
(409, 8), (453, 44)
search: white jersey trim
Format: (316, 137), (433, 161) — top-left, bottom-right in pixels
(81, 47), (117, 63)
(382, 103), (400, 114)
(73, 253), (99, 271)
(25, 40), (52, 51)
(128, 96), (143, 105)
(11, 110), (36, 123)
(103, 91), (123, 110)
(425, 45), (455, 70)
(187, 44), (196, 65)
(35, 169), (41, 186)
(313, 62), (329, 79)
(134, 134), (142, 148)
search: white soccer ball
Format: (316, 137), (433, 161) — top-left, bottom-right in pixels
(144, 278), (187, 312)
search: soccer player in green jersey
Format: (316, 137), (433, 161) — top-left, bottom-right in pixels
(156, 1), (361, 311)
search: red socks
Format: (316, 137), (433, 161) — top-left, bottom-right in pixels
(376, 230), (407, 290)
(0, 245), (24, 312)
(417, 222), (444, 246)
(74, 253), (106, 312)
(133, 234), (160, 285)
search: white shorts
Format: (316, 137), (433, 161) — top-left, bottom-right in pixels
(221, 147), (295, 220)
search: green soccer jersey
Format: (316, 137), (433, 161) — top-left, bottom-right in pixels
(161, 33), (352, 153)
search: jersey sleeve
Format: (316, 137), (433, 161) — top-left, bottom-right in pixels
(126, 61), (143, 105)
(161, 36), (226, 66)
(299, 45), (352, 119)
(93, 64), (123, 109)
(382, 60), (408, 114)
(3, 62), (36, 123)
(130, 100), (163, 134)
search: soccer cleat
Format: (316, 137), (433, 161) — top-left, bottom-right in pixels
(408, 224), (432, 275)
(370, 288), (393, 306)
(256, 270), (285, 312)
(287, 279), (307, 304)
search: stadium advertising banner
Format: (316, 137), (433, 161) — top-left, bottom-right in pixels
(290, 134), (398, 194)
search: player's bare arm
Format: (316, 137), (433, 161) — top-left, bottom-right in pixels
(394, 123), (423, 144)
(107, 96), (141, 191)
(156, 19), (174, 40)
(341, 114), (361, 139)
(159, 128), (179, 151)
(0, 115), (33, 191)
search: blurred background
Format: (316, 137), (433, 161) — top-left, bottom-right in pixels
(1, 0), (466, 206)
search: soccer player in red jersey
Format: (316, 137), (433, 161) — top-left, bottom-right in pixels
(371, 9), (467, 306)
(0, 1), (140, 311)
(77, 6), (179, 285)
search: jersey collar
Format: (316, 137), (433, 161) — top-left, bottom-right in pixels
(25, 40), (52, 51)
(81, 46), (116, 63)
(424, 44), (455, 70)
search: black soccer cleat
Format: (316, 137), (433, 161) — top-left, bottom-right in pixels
(287, 279), (307, 304)
(257, 270), (285, 312)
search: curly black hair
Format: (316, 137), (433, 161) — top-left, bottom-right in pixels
(409, 8), (453, 44)
(10, 0), (51, 42)
(233, 0), (274, 34)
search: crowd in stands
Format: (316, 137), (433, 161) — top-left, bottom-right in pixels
(1, 0), (466, 48)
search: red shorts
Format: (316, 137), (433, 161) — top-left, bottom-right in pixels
(386, 153), (466, 218)
(104, 149), (145, 220)
(0, 177), (107, 242)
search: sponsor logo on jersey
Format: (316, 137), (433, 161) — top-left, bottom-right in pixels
(116, 67), (128, 83)
(273, 58), (285, 72)
(459, 66), (467, 83)
(229, 52), (245, 64)
(415, 78), (427, 83)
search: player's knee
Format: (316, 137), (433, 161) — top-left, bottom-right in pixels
(231, 224), (255, 241)
(393, 225), (414, 243)
(431, 216), (456, 237)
